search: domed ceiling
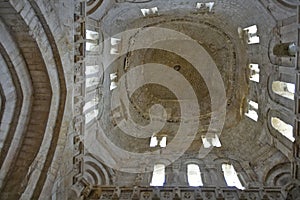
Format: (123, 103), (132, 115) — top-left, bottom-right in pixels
(81, 0), (295, 189)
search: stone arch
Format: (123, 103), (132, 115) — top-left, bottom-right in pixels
(0, 0), (69, 199)
(0, 13), (37, 199)
(182, 158), (206, 186)
(273, 0), (298, 9)
(264, 162), (291, 186)
(267, 109), (294, 145)
(87, 0), (104, 15)
(84, 154), (114, 186)
(213, 157), (250, 189)
(286, 184), (300, 200)
(22, 0), (72, 198)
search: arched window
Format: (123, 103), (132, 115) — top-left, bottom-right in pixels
(150, 164), (165, 186)
(271, 117), (295, 142)
(222, 164), (245, 190)
(272, 81), (295, 100)
(187, 164), (203, 186)
(245, 100), (258, 121)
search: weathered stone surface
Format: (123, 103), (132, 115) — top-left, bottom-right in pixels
(0, 0), (299, 199)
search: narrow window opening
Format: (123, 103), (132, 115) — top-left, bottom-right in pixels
(187, 164), (203, 187)
(196, 2), (203, 9)
(271, 117), (295, 142)
(249, 64), (260, 82)
(245, 100), (258, 121)
(141, 7), (158, 16)
(85, 30), (99, 52)
(110, 38), (121, 55)
(243, 25), (260, 44)
(150, 164), (165, 186)
(110, 82), (117, 91)
(110, 72), (118, 91)
(86, 42), (99, 52)
(196, 2), (214, 12)
(150, 136), (167, 148)
(86, 30), (99, 40)
(159, 136), (167, 148)
(150, 136), (158, 147)
(272, 81), (295, 100)
(222, 164), (245, 190)
(85, 110), (99, 124)
(201, 134), (221, 148)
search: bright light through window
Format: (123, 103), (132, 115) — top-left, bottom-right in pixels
(272, 81), (295, 100)
(187, 164), (203, 187)
(244, 25), (257, 34)
(110, 81), (117, 91)
(150, 136), (158, 147)
(201, 134), (221, 148)
(150, 164), (165, 186)
(110, 73), (118, 91)
(141, 7), (158, 16)
(159, 136), (167, 147)
(286, 83), (295, 93)
(249, 100), (258, 110)
(150, 136), (167, 148)
(85, 110), (99, 124)
(222, 164), (245, 190)
(110, 73), (117, 81)
(196, 2), (214, 12)
(243, 25), (260, 44)
(245, 110), (258, 121)
(86, 30), (99, 40)
(110, 38), (121, 55)
(248, 36), (260, 44)
(245, 100), (258, 121)
(271, 117), (295, 142)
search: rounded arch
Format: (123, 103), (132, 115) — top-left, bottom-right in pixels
(213, 157), (250, 189)
(267, 109), (294, 147)
(84, 154), (115, 185)
(0, 1), (70, 199)
(264, 162), (291, 186)
(87, 0), (104, 15)
(273, 0), (298, 9)
(182, 158), (206, 186)
(85, 168), (99, 186)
